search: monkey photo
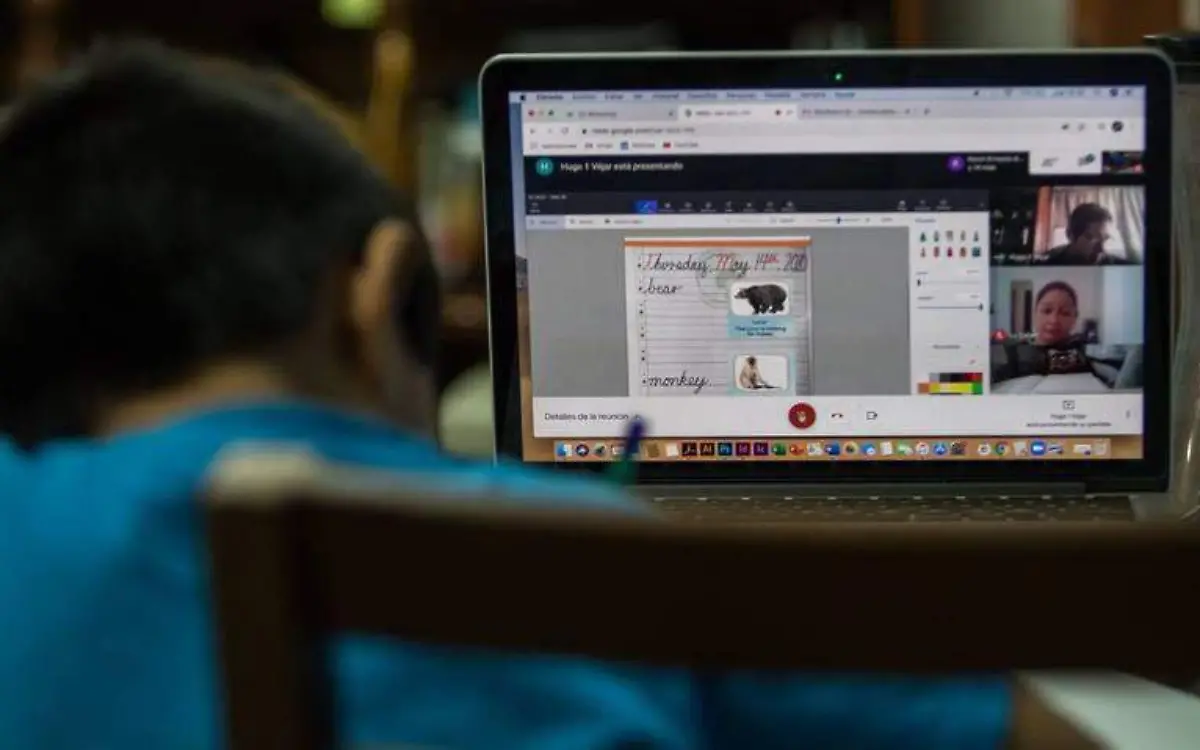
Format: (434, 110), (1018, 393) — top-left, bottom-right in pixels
(737, 356), (777, 390)
(733, 283), (788, 315)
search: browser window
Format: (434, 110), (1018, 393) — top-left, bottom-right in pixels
(505, 87), (1147, 464)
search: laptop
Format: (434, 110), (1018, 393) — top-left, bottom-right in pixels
(479, 50), (1175, 522)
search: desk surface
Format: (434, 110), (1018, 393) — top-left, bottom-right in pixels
(1025, 672), (1200, 749)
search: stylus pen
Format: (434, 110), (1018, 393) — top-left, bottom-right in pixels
(608, 416), (646, 486)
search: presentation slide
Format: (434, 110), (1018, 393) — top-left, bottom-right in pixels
(524, 224), (912, 400)
(623, 236), (814, 397)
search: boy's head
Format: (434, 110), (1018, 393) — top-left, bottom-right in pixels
(0, 41), (440, 447)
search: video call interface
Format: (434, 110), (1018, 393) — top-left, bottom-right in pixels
(509, 86), (1148, 463)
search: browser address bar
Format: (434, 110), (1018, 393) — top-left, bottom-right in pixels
(688, 118), (1087, 135)
(585, 117), (1142, 138)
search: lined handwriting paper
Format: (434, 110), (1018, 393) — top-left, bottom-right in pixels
(624, 237), (814, 397)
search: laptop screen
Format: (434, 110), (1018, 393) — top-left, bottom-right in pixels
(506, 86), (1146, 464)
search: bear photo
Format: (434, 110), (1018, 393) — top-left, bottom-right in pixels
(731, 281), (790, 316)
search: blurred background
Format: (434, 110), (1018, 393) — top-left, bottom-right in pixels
(0, 0), (1186, 393)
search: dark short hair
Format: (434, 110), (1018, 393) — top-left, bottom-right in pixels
(1066, 202), (1112, 240)
(1035, 281), (1079, 309)
(0, 41), (431, 446)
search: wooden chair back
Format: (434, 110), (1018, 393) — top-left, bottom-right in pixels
(206, 449), (1200, 750)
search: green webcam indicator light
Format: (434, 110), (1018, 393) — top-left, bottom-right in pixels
(833, 72), (845, 83)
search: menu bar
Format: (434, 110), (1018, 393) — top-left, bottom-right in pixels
(526, 213), (970, 231)
(512, 87), (1146, 103)
(525, 190), (990, 216)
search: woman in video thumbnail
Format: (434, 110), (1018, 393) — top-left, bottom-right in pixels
(1032, 281), (1081, 349)
(1037, 203), (1123, 265)
(992, 281), (1110, 390)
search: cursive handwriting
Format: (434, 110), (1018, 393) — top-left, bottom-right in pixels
(782, 252), (808, 272)
(641, 277), (683, 295)
(641, 252), (711, 277)
(711, 253), (751, 277)
(645, 370), (710, 394)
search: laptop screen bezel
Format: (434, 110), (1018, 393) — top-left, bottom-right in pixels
(480, 50), (1173, 493)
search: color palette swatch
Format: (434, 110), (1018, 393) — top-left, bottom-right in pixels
(919, 372), (984, 395)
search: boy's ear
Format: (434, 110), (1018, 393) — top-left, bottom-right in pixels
(347, 218), (438, 434)
(350, 219), (409, 341)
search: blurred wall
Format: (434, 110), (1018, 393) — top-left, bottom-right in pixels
(926, 0), (1072, 48)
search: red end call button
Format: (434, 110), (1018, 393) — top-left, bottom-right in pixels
(788, 402), (816, 430)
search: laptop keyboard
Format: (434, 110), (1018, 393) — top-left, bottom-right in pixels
(647, 494), (1136, 523)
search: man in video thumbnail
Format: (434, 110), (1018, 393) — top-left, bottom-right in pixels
(1037, 203), (1119, 265)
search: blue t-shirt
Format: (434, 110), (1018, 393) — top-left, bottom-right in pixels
(0, 401), (1009, 749)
